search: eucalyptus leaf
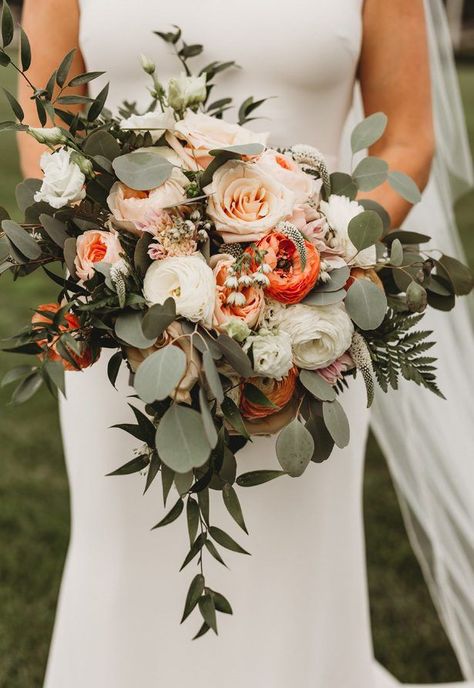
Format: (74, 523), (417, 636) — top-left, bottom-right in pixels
(134, 345), (187, 403)
(312, 266), (350, 293)
(276, 419), (314, 477)
(2, 220), (41, 259)
(141, 298), (176, 339)
(83, 129), (121, 160)
(39, 213), (68, 248)
(358, 199), (391, 233)
(352, 156), (388, 191)
(114, 311), (156, 348)
(209, 142), (265, 157)
(388, 171), (422, 204)
(216, 334), (253, 377)
(199, 388), (218, 449)
(155, 405), (211, 473)
(328, 172), (357, 200)
(322, 400), (350, 448)
(384, 230), (430, 245)
(16, 179), (42, 214)
(351, 112), (388, 154)
(347, 211), (383, 251)
(112, 150), (173, 191)
(299, 369), (336, 402)
(303, 288), (346, 306)
(203, 351), (224, 403)
(344, 279), (387, 330)
(390, 238), (403, 267)
(438, 254), (473, 296)
(306, 414), (335, 463)
(221, 397), (250, 440)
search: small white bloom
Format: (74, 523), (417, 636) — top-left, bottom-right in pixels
(243, 330), (294, 380)
(252, 272), (270, 287)
(167, 73), (207, 111)
(140, 54), (156, 75)
(119, 109), (175, 142)
(238, 274), (253, 287)
(28, 126), (67, 146)
(34, 147), (86, 209)
(319, 194), (377, 267)
(226, 291), (247, 307)
(143, 254), (215, 326)
(224, 275), (239, 289)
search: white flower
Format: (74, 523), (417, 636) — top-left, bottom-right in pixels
(140, 54), (155, 75)
(276, 302), (354, 370)
(28, 126), (67, 146)
(222, 317), (251, 342)
(34, 148), (86, 209)
(167, 73), (207, 111)
(119, 109), (175, 142)
(319, 194), (377, 267)
(243, 329), (294, 380)
(143, 254), (215, 326)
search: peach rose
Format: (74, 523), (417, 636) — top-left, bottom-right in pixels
(248, 231), (321, 304)
(205, 161), (294, 244)
(240, 366), (299, 420)
(126, 322), (199, 404)
(166, 111), (269, 171)
(31, 303), (94, 371)
(209, 254), (264, 330)
(74, 229), (124, 281)
(255, 149), (315, 204)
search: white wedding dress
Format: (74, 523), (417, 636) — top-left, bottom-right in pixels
(43, 1), (473, 687)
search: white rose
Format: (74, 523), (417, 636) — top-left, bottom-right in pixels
(119, 109), (175, 142)
(143, 254), (215, 326)
(34, 148), (86, 209)
(28, 126), (67, 146)
(276, 302), (354, 370)
(319, 194), (377, 267)
(254, 149), (315, 204)
(167, 73), (207, 111)
(243, 329), (294, 380)
(205, 160), (294, 243)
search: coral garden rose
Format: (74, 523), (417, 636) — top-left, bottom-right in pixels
(255, 149), (315, 204)
(166, 111), (269, 171)
(250, 231), (320, 304)
(31, 303), (94, 371)
(143, 254), (215, 326)
(126, 322), (199, 405)
(209, 254), (264, 330)
(74, 229), (124, 281)
(319, 194), (377, 268)
(34, 148), (86, 209)
(240, 366), (299, 420)
(276, 302), (354, 370)
(206, 161), (295, 244)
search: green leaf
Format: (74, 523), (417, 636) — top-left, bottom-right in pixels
(345, 279), (387, 330)
(347, 211), (383, 251)
(114, 311), (156, 348)
(328, 172), (357, 200)
(387, 171), (421, 204)
(389, 238), (403, 267)
(205, 540), (227, 567)
(112, 150), (173, 191)
(141, 298), (176, 340)
(2, 220), (41, 259)
(384, 230), (430, 245)
(2, 88), (24, 121)
(15, 178), (41, 213)
(174, 470), (194, 496)
(152, 497), (184, 529)
(56, 49), (76, 87)
(87, 82), (109, 121)
(43, 359), (65, 395)
(39, 213), (68, 248)
(180, 532), (207, 571)
(322, 400), (350, 448)
(437, 254), (473, 296)
(405, 281), (427, 313)
(306, 414), (335, 463)
(156, 405), (211, 473)
(209, 143), (265, 157)
(19, 28), (31, 71)
(0, 51), (10, 66)
(351, 112), (388, 154)
(299, 369), (336, 401)
(236, 470), (286, 487)
(161, 464), (175, 506)
(358, 199), (391, 233)
(311, 266), (350, 293)
(197, 489), (210, 525)
(144, 451), (160, 493)
(198, 594), (218, 634)
(68, 71), (105, 87)
(203, 351), (224, 403)
(63, 237), (78, 279)
(223, 484), (248, 533)
(199, 388), (218, 449)
(193, 622), (211, 640)
(209, 526), (250, 555)
(186, 498), (200, 545)
(83, 129), (121, 160)
(303, 289), (345, 306)
(106, 454), (149, 476)
(221, 396), (250, 440)
(106, 351), (122, 389)
(1, 1), (14, 48)
(216, 334), (253, 377)
(1, 365), (34, 388)
(134, 345), (187, 403)
(212, 591), (233, 615)
(352, 156), (388, 191)
(181, 574), (205, 623)
(275, 419), (314, 477)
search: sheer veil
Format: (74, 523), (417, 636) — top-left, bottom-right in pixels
(369, 0), (474, 678)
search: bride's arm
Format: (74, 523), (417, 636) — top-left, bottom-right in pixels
(17, 0), (85, 178)
(358, 0), (434, 228)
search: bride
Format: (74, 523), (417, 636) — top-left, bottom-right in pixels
(17, 0), (474, 686)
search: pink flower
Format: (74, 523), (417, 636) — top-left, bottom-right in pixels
(254, 149), (315, 204)
(316, 353), (354, 385)
(74, 230), (123, 281)
(289, 204), (347, 270)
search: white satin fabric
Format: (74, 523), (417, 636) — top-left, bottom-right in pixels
(44, 1), (472, 686)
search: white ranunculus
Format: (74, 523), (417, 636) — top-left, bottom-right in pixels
(243, 329), (294, 380)
(319, 194), (377, 268)
(28, 126), (67, 146)
(119, 109), (176, 142)
(167, 73), (207, 111)
(34, 148), (86, 209)
(143, 254), (215, 326)
(276, 302), (354, 370)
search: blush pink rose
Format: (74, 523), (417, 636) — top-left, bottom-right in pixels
(289, 204), (347, 270)
(74, 229), (123, 281)
(255, 149), (315, 204)
(209, 254), (264, 330)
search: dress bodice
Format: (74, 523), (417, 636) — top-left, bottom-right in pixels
(78, 0), (363, 160)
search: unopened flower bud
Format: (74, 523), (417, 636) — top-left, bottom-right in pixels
(222, 317), (251, 343)
(28, 126), (67, 146)
(167, 73), (207, 112)
(140, 54), (156, 75)
(406, 281), (427, 313)
(70, 152), (94, 177)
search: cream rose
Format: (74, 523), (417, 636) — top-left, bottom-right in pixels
(319, 194), (377, 268)
(276, 302), (354, 370)
(119, 109), (176, 142)
(143, 254), (215, 325)
(243, 329), (294, 380)
(34, 148), (86, 209)
(166, 111), (269, 170)
(205, 160), (294, 243)
(107, 166), (188, 230)
(74, 229), (123, 281)
(254, 149), (315, 204)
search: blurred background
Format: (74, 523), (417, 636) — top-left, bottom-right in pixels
(0, 2), (473, 686)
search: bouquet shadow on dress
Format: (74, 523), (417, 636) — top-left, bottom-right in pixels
(1, 7), (473, 637)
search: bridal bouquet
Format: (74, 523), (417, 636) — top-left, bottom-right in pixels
(1, 8), (473, 637)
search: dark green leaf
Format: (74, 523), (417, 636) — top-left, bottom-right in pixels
(223, 484), (248, 533)
(209, 526), (250, 555)
(20, 28), (31, 71)
(161, 464), (175, 506)
(347, 211), (383, 251)
(198, 594), (217, 634)
(216, 334), (253, 377)
(322, 400), (350, 448)
(87, 82), (109, 121)
(106, 454), (149, 476)
(107, 351), (123, 389)
(2, 219), (41, 259)
(68, 71), (105, 87)
(205, 540), (227, 567)
(152, 497), (183, 529)
(438, 254), (473, 296)
(221, 396), (250, 440)
(306, 414), (335, 463)
(213, 591), (233, 615)
(56, 49), (76, 87)
(351, 112), (388, 154)
(186, 498), (200, 545)
(1, 1), (14, 47)
(236, 470), (286, 487)
(39, 213), (68, 248)
(242, 382), (278, 409)
(63, 237), (78, 279)
(144, 451), (161, 494)
(299, 369), (336, 401)
(276, 419), (314, 477)
(180, 532), (207, 571)
(181, 573), (205, 623)
(141, 298), (176, 339)
(83, 128), (121, 160)
(199, 388), (218, 449)
(2, 88), (24, 121)
(155, 405), (211, 473)
(1, 365), (34, 388)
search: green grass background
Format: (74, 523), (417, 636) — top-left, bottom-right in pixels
(0, 64), (473, 687)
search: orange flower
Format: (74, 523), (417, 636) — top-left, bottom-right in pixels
(345, 267), (384, 292)
(240, 366), (299, 420)
(32, 303), (94, 371)
(248, 231), (320, 304)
